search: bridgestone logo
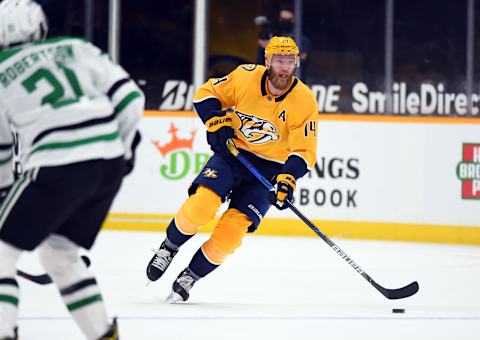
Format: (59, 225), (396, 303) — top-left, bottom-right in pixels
(456, 144), (480, 199)
(332, 245), (364, 274)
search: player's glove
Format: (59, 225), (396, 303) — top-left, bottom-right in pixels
(205, 110), (235, 157)
(268, 174), (296, 210)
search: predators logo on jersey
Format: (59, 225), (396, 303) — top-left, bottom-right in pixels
(202, 168), (218, 178)
(235, 110), (279, 144)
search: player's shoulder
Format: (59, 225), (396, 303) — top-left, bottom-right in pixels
(0, 36), (84, 65)
(33, 36), (87, 48)
(292, 78), (317, 105)
(234, 64), (266, 76)
(235, 63), (263, 72)
(41, 37), (107, 62)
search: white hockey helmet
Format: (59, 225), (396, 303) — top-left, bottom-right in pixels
(0, 0), (48, 49)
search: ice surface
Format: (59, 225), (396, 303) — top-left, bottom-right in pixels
(15, 230), (480, 339)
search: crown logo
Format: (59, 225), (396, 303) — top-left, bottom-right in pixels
(152, 122), (197, 157)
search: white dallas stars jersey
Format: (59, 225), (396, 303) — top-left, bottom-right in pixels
(0, 36), (144, 187)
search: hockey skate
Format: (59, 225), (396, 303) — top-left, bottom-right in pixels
(146, 242), (178, 282)
(98, 317), (118, 340)
(166, 268), (198, 303)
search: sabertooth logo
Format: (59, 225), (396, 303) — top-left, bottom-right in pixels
(202, 168), (218, 179)
(456, 143), (480, 199)
(235, 110), (279, 144)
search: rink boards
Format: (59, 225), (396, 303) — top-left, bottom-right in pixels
(105, 111), (480, 245)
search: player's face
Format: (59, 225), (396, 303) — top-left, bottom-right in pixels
(267, 54), (296, 91)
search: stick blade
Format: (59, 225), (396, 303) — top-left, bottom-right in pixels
(17, 255), (92, 285)
(374, 281), (419, 300)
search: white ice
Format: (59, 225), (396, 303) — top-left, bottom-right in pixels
(15, 230), (480, 339)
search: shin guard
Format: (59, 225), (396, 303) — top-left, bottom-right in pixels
(189, 208), (251, 277)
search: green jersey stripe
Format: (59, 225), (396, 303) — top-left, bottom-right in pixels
(115, 91), (142, 113)
(0, 48), (21, 64)
(0, 294), (19, 306)
(0, 153), (13, 165)
(0, 171), (31, 223)
(67, 294), (102, 311)
(31, 132), (119, 154)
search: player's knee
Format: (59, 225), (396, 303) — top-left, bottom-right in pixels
(177, 185), (222, 234)
(38, 243), (70, 274)
(38, 236), (83, 281)
(0, 240), (21, 277)
(203, 209), (251, 263)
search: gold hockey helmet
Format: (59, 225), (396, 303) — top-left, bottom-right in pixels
(264, 36), (299, 67)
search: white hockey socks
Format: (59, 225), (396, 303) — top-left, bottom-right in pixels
(38, 235), (110, 340)
(60, 277), (110, 340)
(0, 240), (21, 339)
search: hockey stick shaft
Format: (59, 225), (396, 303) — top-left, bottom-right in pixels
(227, 140), (419, 300)
(17, 255), (91, 285)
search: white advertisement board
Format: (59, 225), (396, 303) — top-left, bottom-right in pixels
(111, 114), (480, 229)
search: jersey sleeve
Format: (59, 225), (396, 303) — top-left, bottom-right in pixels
(281, 91), (318, 179)
(193, 66), (242, 124)
(74, 40), (145, 159)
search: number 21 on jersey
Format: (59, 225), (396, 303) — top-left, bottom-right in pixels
(21, 62), (83, 109)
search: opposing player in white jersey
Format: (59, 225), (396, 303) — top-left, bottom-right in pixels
(0, 1), (145, 339)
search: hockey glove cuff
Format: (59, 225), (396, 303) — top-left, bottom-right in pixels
(268, 174), (296, 210)
(205, 112), (232, 132)
(205, 111), (235, 157)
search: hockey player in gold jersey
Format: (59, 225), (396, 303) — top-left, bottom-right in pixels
(146, 36), (318, 302)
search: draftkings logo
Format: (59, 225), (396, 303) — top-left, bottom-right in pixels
(456, 143), (480, 199)
(151, 122), (209, 180)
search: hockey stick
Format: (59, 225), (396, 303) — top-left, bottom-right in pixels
(17, 255), (91, 285)
(226, 140), (419, 300)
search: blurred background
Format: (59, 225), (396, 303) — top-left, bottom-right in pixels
(37, 0), (480, 115)
(30, 0), (479, 244)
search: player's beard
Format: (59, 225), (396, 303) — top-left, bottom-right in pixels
(268, 68), (294, 91)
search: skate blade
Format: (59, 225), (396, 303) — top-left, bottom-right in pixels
(166, 292), (184, 304)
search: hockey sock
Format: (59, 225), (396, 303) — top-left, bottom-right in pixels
(188, 247), (219, 278)
(0, 241), (21, 339)
(0, 279), (18, 339)
(165, 219), (190, 250)
(38, 235), (110, 340)
(189, 209), (251, 277)
(60, 277), (110, 340)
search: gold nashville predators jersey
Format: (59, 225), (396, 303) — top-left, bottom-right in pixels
(194, 64), (318, 170)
